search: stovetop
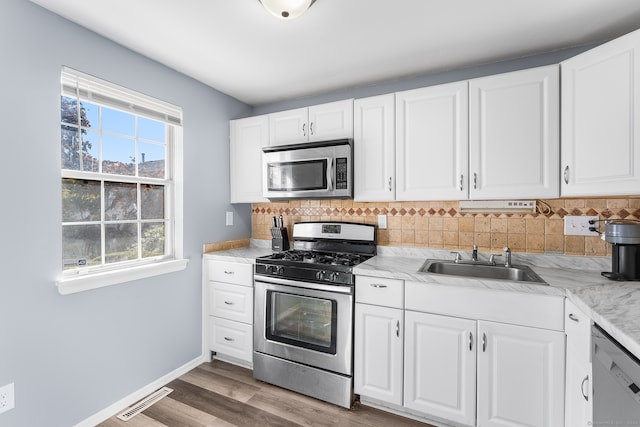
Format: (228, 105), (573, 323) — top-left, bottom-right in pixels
(262, 250), (371, 267)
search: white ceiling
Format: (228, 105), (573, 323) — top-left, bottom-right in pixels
(31, 0), (640, 106)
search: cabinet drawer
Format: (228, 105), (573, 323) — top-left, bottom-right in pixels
(356, 276), (404, 308)
(207, 260), (253, 286)
(405, 282), (564, 331)
(208, 317), (253, 363)
(209, 282), (253, 324)
(565, 298), (592, 363)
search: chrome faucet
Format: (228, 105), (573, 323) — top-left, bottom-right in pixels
(503, 247), (512, 267)
(471, 244), (478, 262)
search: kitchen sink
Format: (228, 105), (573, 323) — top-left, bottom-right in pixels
(418, 260), (548, 284)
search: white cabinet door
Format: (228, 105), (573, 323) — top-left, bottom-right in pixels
(269, 107), (308, 146)
(477, 321), (565, 427)
(354, 94), (396, 201)
(269, 100), (354, 146)
(561, 29), (640, 196)
(469, 65), (560, 200)
(396, 81), (469, 201)
(565, 299), (593, 426)
(404, 311), (476, 426)
(229, 115), (269, 203)
(308, 99), (354, 142)
(354, 303), (403, 405)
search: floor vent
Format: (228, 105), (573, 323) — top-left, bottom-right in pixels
(117, 386), (173, 421)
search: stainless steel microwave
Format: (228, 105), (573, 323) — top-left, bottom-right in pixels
(262, 139), (353, 200)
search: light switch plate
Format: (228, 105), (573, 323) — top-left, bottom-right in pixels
(377, 214), (387, 229)
(564, 215), (599, 236)
(225, 211), (233, 226)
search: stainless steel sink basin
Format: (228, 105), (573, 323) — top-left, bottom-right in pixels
(418, 260), (548, 284)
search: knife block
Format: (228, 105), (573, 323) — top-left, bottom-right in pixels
(270, 227), (290, 253)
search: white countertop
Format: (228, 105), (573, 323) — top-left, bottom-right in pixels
(203, 241), (640, 360)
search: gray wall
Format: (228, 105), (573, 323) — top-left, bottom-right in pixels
(0, 1), (251, 425)
(252, 44), (597, 115)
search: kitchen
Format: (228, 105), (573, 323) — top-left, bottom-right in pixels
(2, 0), (640, 426)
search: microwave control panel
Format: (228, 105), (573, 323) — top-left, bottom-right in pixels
(336, 158), (348, 189)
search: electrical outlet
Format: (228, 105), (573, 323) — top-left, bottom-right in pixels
(0, 383), (15, 414)
(564, 215), (599, 236)
(377, 214), (387, 229)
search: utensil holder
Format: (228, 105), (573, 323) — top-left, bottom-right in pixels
(270, 227), (290, 252)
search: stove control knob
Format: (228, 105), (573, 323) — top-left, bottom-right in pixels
(276, 266), (284, 275)
(316, 270), (326, 281)
(330, 272), (340, 282)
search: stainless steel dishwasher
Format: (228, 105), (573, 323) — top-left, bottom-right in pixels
(592, 324), (640, 425)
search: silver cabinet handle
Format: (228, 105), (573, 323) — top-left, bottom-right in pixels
(395, 320), (400, 337)
(370, 283), (387, 288)
(469, 332), (473, 351)
(473, 173), (478, 190)
(224, 301), (234, 305)
(482, 332), (487, 352)
(224, 337), (234, 342)
(388, 177), (392, 192)
(459, 174), (464, 191)
(564, 165), (570, 184)
(568, 313), (579, 322)
(310, 122), (314, 135)
(224, 270), (234, 275)
(302, 123), (306, 136)
(581, 375), (589, 401)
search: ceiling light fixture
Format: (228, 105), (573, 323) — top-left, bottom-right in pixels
(259, 0), (316, 19)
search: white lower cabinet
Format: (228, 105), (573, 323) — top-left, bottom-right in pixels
(404, 311), (476, 426)
(564, 299), (593, 426)
(204, 258), (254, 367)
(355, 278), (566, 427)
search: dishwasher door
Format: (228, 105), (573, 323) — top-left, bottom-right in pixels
(592, 324), (640, 426)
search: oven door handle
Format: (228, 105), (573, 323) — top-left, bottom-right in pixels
(254, 274), (353, 294)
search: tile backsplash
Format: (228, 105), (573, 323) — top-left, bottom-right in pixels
(252, 198), (640, 257)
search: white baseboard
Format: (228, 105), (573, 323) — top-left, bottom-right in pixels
(75, 354), (206, 427)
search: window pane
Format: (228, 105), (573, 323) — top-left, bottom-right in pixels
(102, 107), (134, 136)
(139, 142), (166, 178)
(142, 222), (165, 258)
(138, 117), (165, 142)
(62, 179), (101, 222)
(141, 184), (164, 219)
(102, 134), (135, 175)
(83, 102), (99, 129)
(105, 223), (137, 263)
(62, 224), (101, 270)
(61, 125), (81, 170)
(105, 182), (137, 221)
(61, 96), (78, 125)
(82, 129), (99, 172)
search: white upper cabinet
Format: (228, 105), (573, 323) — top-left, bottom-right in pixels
(269, 99), (354, 146)
(354, 94), (396, 201)
(561, 29), (640, 196)
(396, 81), (469, 201)
(469, 65), (560, 199)
(229, 115), (269, 203)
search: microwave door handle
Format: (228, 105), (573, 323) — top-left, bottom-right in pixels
(326, 157), (334, 191)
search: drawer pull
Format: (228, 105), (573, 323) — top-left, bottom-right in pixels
(224, 270), (235, 275)
(581, 375), (589, 401)
(568, 313), (579, 322)
(224, 337), (234, 342)
(224, 301), (234, 305)
(370, 284), (387, 288)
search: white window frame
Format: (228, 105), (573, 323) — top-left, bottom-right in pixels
(57, 67), (187, 295)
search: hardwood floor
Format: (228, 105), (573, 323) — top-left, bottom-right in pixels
(98, 360), (436, 427)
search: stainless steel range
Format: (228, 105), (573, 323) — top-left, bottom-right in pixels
(253, 221), (376, 408)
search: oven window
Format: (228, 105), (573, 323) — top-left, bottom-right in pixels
(266, 290), (337, 354)
(267, 159), (327, 192)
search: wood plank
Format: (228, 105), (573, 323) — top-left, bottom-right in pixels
(166, 378), (299, 427)
(181, 367), (260, 403)
(143, 396), (236, 427)
(97, 413), (167, 427)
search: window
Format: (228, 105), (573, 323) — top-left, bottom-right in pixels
(58, 67), (187, 294)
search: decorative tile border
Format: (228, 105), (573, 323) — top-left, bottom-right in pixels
(251, 198), (640, 257)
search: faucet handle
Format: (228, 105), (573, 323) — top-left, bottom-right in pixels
(450, 251), (463, 262)
(488, 253), (502, 265)
(503, 247), (512, 267)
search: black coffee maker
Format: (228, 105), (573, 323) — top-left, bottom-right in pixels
(602, 220), (640, 281)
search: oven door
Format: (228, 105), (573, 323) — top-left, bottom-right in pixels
(254, 275), (354, 376)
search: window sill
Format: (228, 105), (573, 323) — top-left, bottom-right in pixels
(57, 259), (189, 295)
